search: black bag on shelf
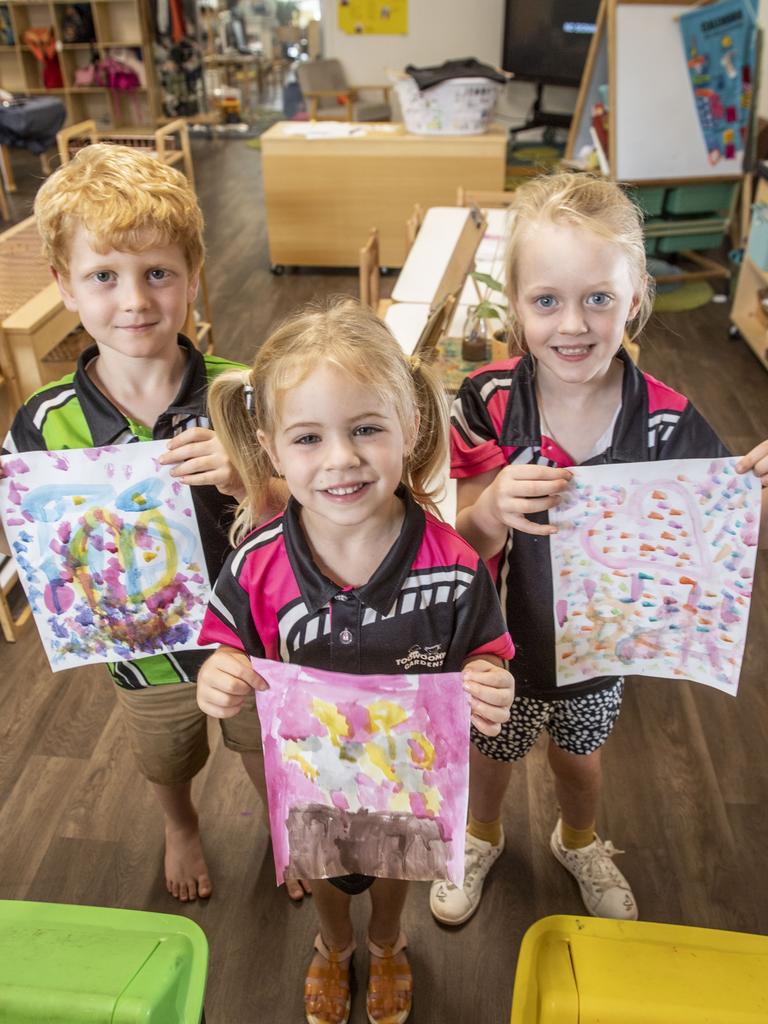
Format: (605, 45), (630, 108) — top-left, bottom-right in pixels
(60, 4), (95, 44)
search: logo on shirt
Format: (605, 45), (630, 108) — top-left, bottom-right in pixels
(395, 644), (446, 670)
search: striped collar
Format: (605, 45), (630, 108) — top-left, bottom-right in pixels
(501, 348), (648, 465)
(282, 486), (426, 616)
(72, 334), (209, 446)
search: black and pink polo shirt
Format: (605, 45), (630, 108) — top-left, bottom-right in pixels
(451, 349), (730, 700)
(198, 488), (514, 676)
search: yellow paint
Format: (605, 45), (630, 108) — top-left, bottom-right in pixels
(72, 495), (85, 506)
(408, 732), (435, 770)
(143, 551), (158, 562)
(311, 697), (350, 746)
(367, 700), (408, 736)
(364, 741), (398, 782)
(389, 790), (411, 813)
(424, 788), (441, 814)
(131, 492), (147, 507)
(283, 741), (319, 781)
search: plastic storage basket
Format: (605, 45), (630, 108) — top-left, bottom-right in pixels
(747, 203), (768, 270)
(393, 75), (501, 136)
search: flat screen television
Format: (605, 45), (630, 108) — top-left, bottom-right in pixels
(501, 0), (601, 87)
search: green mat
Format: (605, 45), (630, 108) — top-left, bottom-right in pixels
(653, 279), (714, 312)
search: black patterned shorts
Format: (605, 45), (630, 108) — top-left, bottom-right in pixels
(472, 679), (624, 762)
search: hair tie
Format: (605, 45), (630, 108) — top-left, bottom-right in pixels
(243, 383), (254, 413)
(409, 355), (421, 374)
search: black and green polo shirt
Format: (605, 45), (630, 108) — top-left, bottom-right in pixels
(3, 334), (245, 689)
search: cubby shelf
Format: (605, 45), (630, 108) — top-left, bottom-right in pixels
(0, 0), (159, 129)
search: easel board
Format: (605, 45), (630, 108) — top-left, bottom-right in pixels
(569, 0), (747, 182)
(391, 207), (487, 307)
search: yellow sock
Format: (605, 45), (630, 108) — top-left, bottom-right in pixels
(468, 813), (502, 847)
(560, 820), (595, 850)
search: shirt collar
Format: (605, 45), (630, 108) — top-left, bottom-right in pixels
(73, 334), (208, 446)
(282, 486), (426, 615)
(503, 348), (647, 464)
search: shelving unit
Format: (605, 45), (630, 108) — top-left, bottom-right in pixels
(0, 0), (159, 128)
(731, 173), (768, 372)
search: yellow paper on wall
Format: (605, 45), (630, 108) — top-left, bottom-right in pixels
(338, 0), (407, 35)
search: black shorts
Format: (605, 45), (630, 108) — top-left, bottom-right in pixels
(472, 679), (624, 762)
(329, 873), (375, 895)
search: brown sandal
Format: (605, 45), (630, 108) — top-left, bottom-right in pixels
(366, 930), (412, 1024)
(304, 932), (356, 1024)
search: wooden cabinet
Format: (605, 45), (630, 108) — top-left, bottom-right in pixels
(0, 0), (159, 128)
(731, 174), (768, 372)
(260, 122), (508, 269)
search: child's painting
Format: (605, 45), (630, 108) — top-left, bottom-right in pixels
(0, 442), (211, 671)
(549, 458), (760, 694)
(253, 658), (470, 886)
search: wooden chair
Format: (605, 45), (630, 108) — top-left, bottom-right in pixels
(56, 119), (214, 353)
(405, 203), (423, 254)
(359, 228), (380, 310)
(297, 58), (390, 122)
(0, 555), (31, 643)
(414, 293), (457, 363)
(456, 187), (517, 208)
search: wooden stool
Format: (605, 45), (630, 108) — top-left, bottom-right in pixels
(0, 555), (31, 643)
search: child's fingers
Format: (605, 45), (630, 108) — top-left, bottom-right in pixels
(165, 427), (214, 450)
(470, 712), (504, 737)
(501, 512), (558, 536)
(159, 442), (213, 467)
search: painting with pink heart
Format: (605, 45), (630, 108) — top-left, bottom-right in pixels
(549, 458), (760, 694)
(251, 658), (470, 887)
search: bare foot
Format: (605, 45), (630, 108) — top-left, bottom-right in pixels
(164, 820), (213, 902)
(286, 877), (312, 901)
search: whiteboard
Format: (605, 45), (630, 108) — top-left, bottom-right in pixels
(614, 3), (743, 180)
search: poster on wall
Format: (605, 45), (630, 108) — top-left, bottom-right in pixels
(0, 441), (212, 671)
(253, 658), (470, 886)
(678, 0), (758, 165)
(548, 457), (760, 695)
(338, 0), (407, 35)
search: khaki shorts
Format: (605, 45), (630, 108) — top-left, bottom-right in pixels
(113, 680), (263, 785)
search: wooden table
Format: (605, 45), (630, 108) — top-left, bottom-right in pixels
(260, 122), (508, 269)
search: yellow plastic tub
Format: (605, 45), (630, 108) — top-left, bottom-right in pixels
(511, 915), (768, 1024)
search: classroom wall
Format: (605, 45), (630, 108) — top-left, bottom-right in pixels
(319, 0), (767, 130)
(317, 0), (578, 129)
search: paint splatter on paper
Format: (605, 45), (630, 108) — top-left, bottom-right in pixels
(549, 458), (760, 694)
(253, 658), (470, 886)
(0, 442), (212, 671)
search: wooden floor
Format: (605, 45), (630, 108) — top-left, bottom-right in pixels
(1, 141), (768, 1023)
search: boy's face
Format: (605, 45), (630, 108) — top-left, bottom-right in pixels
(54, 224), (199, 360)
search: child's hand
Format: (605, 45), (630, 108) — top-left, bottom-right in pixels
(462, 659), (514, 737)
(159, 427), (245, 499)
(485, 464), (572, 536)
(197, 646), (266, 718)
(736, 442), (768, 486)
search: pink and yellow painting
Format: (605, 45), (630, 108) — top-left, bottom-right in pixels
(0, 442), (211, 671)
(549, 458), (760, 694)
(252, 658), (470, 886)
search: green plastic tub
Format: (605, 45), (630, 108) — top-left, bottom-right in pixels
(0, 901), (208, 1023)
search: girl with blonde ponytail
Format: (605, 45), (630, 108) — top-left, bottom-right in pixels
(199, 298), (515, 1024)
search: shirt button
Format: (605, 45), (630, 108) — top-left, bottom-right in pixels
(339, 629), (354, 645)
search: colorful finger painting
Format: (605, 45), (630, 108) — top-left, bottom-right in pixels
(252, 658), (470, 886)
(0, 442), (212, 671)
(549, 458), (760, 694)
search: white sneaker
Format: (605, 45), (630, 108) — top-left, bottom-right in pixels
(429, 830), (505, 925)
(550, 819), (638, 920)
